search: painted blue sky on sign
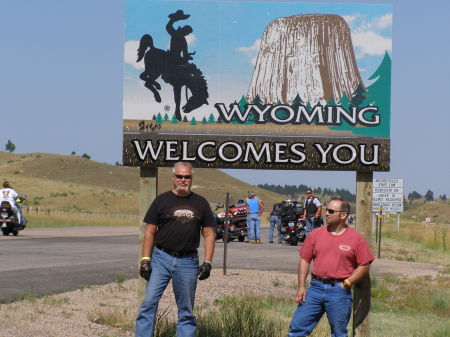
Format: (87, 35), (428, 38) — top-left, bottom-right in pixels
(123, 0), (392, 120)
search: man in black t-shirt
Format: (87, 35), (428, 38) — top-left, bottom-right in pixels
(135, 162), (215, 337)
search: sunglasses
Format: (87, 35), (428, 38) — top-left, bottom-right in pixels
(326, 208), (345, 214)
(174, 174), (192, 180)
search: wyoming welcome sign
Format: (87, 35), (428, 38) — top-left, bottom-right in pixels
(122, 1), (392, 171)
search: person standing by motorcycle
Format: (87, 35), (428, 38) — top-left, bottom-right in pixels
(246, 191), (264, 243)
(0, 181), (22, 226)
(303, 189), (322, 237)
(135, 162), (215, 337)
(268, 201), (282, 243)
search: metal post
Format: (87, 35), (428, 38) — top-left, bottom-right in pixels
(397, 213), (400, 232)
(353, 171), (373, 337)
(223, 192), (230, 276)
(377, 208), (383, 259)
(137, 167), (158, 306)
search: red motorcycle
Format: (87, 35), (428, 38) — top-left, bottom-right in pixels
(214, 200), (248, 242)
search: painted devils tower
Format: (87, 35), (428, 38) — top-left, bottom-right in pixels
(247, 14), (363, 105)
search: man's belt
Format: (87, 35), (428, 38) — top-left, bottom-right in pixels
(312, 274), (345, 285)
(156, 245), (197, 257)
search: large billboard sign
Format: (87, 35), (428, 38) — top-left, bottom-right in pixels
(123, 1), (392, 171)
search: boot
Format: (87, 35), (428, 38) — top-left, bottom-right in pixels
(255, 239), (261, 244)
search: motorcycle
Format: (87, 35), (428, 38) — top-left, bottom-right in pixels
(283, 219), (307, 246)
(1, 195), (27, 236)
(213, 200), (248, 242)
(279, 199), (306, 245)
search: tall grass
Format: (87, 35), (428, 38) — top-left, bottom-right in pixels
(380, 218), (449, 252)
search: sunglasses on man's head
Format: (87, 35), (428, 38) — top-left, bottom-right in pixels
(326, 208), (345, 214)
(174, 174), (192, 180)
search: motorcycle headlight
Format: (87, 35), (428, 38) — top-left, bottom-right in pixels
(218, 213), (224, 218)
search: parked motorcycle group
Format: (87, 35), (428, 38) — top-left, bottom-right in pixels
(213, 198), (322, 246)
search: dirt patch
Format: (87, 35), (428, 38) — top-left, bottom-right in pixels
(0, 269), (297, 337)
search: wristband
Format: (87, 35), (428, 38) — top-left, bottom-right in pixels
(141, 257), (151, 261)
(343, 279), (352, 288)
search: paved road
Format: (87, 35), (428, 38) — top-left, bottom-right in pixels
(0, 226), (442, 303)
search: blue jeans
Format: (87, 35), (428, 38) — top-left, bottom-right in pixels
(136, 247), (199, 337)
(247, 213), (260, 240)
(269, 215), (281, 242)
(305, 217), (316, 237)
(288, 279), (352, 337)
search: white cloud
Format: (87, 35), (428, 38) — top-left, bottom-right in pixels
(352, 31), (392, 58)
(343, 15), (357, 25)
(185, 33), (197, 46)
(124, 40), (144, 70)
(373, 13), (392, 29)
(236, 39), (261, 65)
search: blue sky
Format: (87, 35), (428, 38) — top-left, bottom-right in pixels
(0, 0), (449, 197)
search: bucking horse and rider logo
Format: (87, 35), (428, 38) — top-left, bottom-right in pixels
(137, 10), (209, 122)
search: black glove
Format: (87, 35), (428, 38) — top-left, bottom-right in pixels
(140, 261), (152, 281)
(198, 262), (212, 280)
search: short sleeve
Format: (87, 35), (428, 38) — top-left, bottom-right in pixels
(202, 200), (215, 228)
(299, 231), (316, 262)
(314, 198), (322, 207)
(355, 236), (375, 266)
(143, 198), (160, 225)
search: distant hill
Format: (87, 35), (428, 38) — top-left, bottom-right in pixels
(0, 151), (284, 214)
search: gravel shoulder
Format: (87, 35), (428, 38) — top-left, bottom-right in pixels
(0, 269), (297, 337)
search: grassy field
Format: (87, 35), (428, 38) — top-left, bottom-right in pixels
(93, 275), (449, 337)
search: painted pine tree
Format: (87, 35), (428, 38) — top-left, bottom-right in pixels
(182, 116), (188, 123)
(208, 113), (215, 124)
(331, 52), (391, 137)
(155, 113), (163, 124)
(171, 114), (179, 124)
(190, 117), (197, 126)
(290, 94), (305, 110)
(338, 92), (351, 111)
(351, 83), (367, 107)
(201, 117), (207, 125)
(163, 113), (169, 122)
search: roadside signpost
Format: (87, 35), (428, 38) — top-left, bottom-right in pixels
(372, 179), (404, 257)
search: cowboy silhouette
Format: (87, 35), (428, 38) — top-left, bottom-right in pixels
(137, 10), (208, 121)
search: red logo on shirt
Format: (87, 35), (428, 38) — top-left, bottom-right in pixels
(339, 245), (351, 251)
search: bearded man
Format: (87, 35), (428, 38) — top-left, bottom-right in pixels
(135, 162), (215, 337)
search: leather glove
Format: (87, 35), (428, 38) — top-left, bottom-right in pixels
(198, 262), (212, 280)
(140, 261), (152, 281)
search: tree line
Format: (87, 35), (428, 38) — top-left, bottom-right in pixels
(257, 183), (356, 202)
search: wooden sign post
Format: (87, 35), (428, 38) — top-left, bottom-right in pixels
(353, 171), (373, 337)
(137, 167), (158, 304)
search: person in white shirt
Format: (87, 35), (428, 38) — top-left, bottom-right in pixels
(0, 181), (22, 225)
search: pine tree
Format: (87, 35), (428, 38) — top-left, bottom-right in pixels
(5, 140), (16, 153)
(190, 117), (197, 126)
(216, 115), (223, 124)
(182, 116), (188, 123)
(331, 52), (391, 137)
(252, 95), (264, 109)
(171, 114), (179, 124)
(152, 114), (156, 121)
(155, 113), (163, 125)
(163, 113), (169, 122)
(290, 94), (305, 110)
(338, 93), (351, 111)
(201, 117), (207, 124)
(351, 83), (368, 107)
(208, 113), (215, 124)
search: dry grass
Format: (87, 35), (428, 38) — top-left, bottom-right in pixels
(0, 151), (284, 217)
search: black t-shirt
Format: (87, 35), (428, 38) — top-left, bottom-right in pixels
(143, 191), (214, 252)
